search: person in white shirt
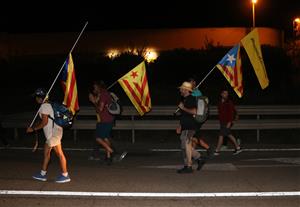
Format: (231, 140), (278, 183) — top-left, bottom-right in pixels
(26, 88), (70, 183)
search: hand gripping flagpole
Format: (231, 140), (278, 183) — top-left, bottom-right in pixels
(29, 21), (88, 128)
(174, 66), (217, 114)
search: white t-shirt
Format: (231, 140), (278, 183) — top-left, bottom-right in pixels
(39, 103), (63, 140)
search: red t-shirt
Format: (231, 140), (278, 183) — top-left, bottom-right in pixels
(218, 99), (236, 124)
(96, 90), (114, 123)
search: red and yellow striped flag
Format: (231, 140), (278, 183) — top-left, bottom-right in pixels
(61, 53), (79, 115)
(118, 61), (151, 116)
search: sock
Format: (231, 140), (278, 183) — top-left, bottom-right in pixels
(62, 172), (68, 177)
(40, 170), (47, 176)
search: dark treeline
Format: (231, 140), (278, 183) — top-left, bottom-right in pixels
(1, 45), (299, 114)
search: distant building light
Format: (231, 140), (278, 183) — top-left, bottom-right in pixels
(106, 50), (120, 59)
(144, 49), (158, 63)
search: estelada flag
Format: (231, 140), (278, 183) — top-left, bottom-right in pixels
(118, 61), (151, 116)
(241, 28), (269, 89)
(216, 44), (243, 98)
(60, 53), (79, 115)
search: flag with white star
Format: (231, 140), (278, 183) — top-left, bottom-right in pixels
(216, 44), (243, 97)
(118, 61), (151, 116)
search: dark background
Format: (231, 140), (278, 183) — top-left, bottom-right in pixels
(3, 0), (300, 37)
(1, 0), (299, 115)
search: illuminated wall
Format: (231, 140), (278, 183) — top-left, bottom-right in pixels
(1, 27), (283, 58)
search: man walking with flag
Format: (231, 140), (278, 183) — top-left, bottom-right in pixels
(26, 88), (71, 183)
(176, 81), (205, 173)
(89, 80), (115, 165)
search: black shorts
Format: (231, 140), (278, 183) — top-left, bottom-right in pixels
(194, 123), (203, 138)
(219, 124), (232, 136)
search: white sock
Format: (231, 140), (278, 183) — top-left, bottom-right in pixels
(40, 170), (47, 176)
(62, 172), (68, 177)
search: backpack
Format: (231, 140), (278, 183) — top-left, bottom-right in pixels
(194, 96), (209, 123)
(108, 92), (122, 115)
(48, 102), (74, 128)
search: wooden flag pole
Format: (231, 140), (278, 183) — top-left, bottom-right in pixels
(29, 21), (88, 128)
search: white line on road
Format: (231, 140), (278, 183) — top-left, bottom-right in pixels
(0, 190), (299, 198)
(1, 147), (300, 152)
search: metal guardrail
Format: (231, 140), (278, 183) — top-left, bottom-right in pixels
(2, 105), (300, 143)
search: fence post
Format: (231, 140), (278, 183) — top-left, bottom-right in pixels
(256, 114), (260, 142)
(14, 128), (18, 140)
(73, 129), (77, 143)
(131, 115), (135, 144)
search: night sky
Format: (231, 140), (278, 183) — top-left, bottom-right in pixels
(3, 0), (300, 36)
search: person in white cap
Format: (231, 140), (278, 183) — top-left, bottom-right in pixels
(176, 82), (205, 173)
(26, 88), (70, 183)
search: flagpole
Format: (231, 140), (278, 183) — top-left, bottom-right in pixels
(174, 65), (217, 114)
(29, 21), (88, 127)
(107, 80), (118, 90)
(195, 66), (217, 89)
(107, 61), (146, 90)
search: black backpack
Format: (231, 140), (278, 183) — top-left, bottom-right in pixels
(48, 102), (74, 128)
(194, 96), (209, 123)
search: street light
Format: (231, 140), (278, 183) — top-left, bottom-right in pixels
(293, 18), (300, 38)
(252, 0), (257, 29)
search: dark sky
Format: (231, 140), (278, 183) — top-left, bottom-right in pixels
(3, 0), (300, 36)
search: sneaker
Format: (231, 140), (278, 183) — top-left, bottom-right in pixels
(88, 156), (100, 161)
(177, 166), (193, 174)
(214, 151), (220, 156)
(32, 172), (47, 182)
(220, 145), (228, 150)
(197, 158), (206, 171)
(55, 174), (71, 183)
(233, 148), (242, 155)
(118, 151), (128, 162)
(106, 157), (113, 165)
(206, 147), (214, 159)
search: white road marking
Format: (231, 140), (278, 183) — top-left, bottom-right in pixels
(1, 147), (300, 152)
(246, 157), (300, 165)
(0, 190), (299, 198)
(141, 163), (237, 171)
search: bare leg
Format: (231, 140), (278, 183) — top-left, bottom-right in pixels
(228, 134), (240, 149)
(199, 138), (209, 150)
(96, 138), (113, 158)
(215, 135), (224, 152)
(53, 144), (68, 174)
(42, 144), (52, 171)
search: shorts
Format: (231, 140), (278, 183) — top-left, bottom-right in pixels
(194, 123), (203, 138)
(46, 136), (62, 147)
(96, 122), (113, 139)
(219, 124), (232, 136)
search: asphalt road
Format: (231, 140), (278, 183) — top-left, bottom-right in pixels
(0, 147), (299, 207)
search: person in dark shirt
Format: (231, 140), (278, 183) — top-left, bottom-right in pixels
(214, 90), (242, 155)
(176, 82), (205, 173)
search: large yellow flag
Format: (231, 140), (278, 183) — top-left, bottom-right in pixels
(118, 61), (151, 116)
(241, 28), (269, 89)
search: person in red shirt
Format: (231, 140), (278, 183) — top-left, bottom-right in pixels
(89, 81), (115, 164)
(214, 90), (242, 155)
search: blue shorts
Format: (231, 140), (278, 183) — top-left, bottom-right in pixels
(96, 123), (113, 139)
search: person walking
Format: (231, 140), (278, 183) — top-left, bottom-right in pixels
(188, 77), (214, 158)
(176, 81), (205, 173)
(26, 88), (70, 183)
(214, 89), (242, 156)
(88, 81), (115, 165)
